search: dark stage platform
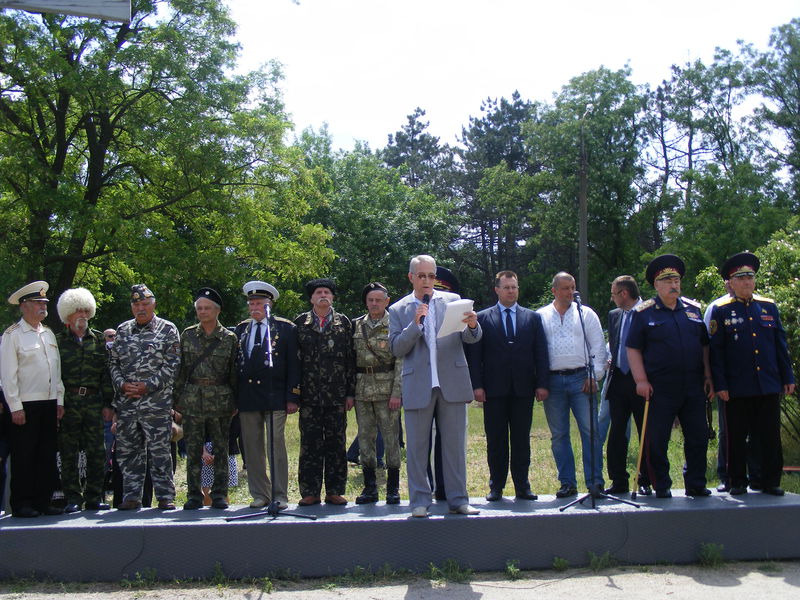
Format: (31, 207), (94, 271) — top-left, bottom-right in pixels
(1, 490), (798, 582)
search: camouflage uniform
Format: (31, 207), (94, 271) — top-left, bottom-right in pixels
(109, 315), (180, 503)
(174, 322), (237, 504)
(294, 310), (356, 497)
(55, 327), (113, 507)
(353, 313), (402, 469)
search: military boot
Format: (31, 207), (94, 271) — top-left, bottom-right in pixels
(386, 467), (401, 505)
(356, 468), (379, 504)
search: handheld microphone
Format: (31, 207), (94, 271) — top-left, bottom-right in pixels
(420, 293), (431, 326)
(573, 291), (583, 305)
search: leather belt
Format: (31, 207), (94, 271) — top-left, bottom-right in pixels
(68, 386), (98, 397)
(189, 378), (226, 386)
(357, 365), (394, 375)
(549, 367), (584, 376)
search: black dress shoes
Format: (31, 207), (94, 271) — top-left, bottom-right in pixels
(485, 490), (503, 502)
(555, 484), (578, 498)
(685, 487), (712, 497)
(762, 487), (785, 496)
(64, 503), (81, 514)
(716, 482), (730, 493)
(12, 506), (40, 518)
(637, 485), (653, 496)
(604, 483), (629, 495)
(655, 489), (672, 498)
(729, 486), (748, 495)
(85, 501), (111, 510)
(515, 489), (538, 501)
(211, 498), (229, 509)
(183, 498), (203, 510)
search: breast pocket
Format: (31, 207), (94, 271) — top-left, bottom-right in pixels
(647, 321), (667, 341)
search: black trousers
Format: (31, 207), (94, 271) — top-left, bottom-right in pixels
(606, 370), (650, 487)
(9, 400), (58, 512)
(645, 382), (708, 492)
(483, 395), (533, 493)
(725, 394), (782, 488)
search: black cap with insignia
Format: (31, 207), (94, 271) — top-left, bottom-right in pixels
(645, 254), (685, 286)
(434, 267), (461, 296)
(195, 287), (223, 307)
(361, 282), (389, 305)
(719, 252), (760, 280)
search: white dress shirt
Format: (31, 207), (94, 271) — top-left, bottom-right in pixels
(537, 301), (607, 380)
(0, 318), (64, 412)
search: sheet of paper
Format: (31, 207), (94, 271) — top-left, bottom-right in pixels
(437, 298), (474, 338)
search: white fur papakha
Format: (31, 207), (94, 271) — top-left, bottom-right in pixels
(56, 287), (97, 323)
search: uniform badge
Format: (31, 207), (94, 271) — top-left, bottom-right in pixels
(328, 339), (335, 349)
(709, 320), (718, 335)
(379, 340), (387, 349)
(761, 315), (774, 322)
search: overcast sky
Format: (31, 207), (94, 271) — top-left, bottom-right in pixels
(227, 0), (799, 151)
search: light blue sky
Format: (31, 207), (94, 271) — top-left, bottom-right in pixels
(228, 0), (799, 151)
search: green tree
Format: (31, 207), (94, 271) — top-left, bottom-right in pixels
(0, 0), (331, 328)
(525, 67), (646, 310)
(300, 130), (457, 317)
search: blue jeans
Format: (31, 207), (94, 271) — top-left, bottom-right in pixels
(543, 371), (604, 488)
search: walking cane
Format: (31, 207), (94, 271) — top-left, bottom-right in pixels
(631, 395), (651, 500)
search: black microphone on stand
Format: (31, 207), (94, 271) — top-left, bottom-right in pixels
(573, 291), (583, 306)
(420, 293), (431, 326)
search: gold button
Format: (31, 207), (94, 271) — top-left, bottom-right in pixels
(755, 350), (760, 354)
(753, 333), (757, 337)
(256, 380), (261, 385)
(248, 379), (252, 383)
(749, 317), (753, 321)
(757, 366), (761, 371)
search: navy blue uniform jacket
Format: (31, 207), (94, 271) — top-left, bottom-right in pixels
(709, 295), (794, 397)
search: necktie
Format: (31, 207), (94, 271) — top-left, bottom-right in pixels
(253, 321), (262, 347)
(618, 312), (630, 374)
(504, 308), (514, 343)
(424, 301), (436, 349)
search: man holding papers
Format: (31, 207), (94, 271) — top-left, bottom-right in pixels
(388, 255), (482, 518)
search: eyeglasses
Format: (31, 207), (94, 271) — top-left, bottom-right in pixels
(414, 273), (437, 280)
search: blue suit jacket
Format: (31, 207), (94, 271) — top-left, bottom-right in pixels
(388, 291), (482, 409)
(466, 304), (550, 397)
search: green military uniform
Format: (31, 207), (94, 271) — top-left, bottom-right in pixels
(353, 312), (402, 470)
(56, 328), (112, 507)
(174, 321), (238, 506)
(295, 308), (356, 498)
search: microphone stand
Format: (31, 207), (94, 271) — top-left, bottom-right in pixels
(227, 306), (316, 522)
(561, 292), (639, 511)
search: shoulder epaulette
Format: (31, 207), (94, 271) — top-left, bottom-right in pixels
(236, 319), (251, 327)
(353, 314), (366, 323)
(753, 293), (775, 304)
(273, 315), (294, 325)
(681, 297), (701, 309)
(4, 322), (20, 335)
(715, 296), (736, 307)
(181, 323), (200, 334)
(635, 298), (655, 312)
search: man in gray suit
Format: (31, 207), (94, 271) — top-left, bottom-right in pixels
(388, 255), (482, 517)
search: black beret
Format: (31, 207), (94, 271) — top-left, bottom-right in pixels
(719, 252), (760, 280)
(306, 278), (336, 297)
(645, 254), (685, 286)
(195, 287), (223, 307)
(361, 282), (389, 305)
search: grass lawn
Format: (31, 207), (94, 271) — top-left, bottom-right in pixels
(173, 401), (800, 505)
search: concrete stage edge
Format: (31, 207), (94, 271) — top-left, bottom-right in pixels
(1, 490), (798, 581)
